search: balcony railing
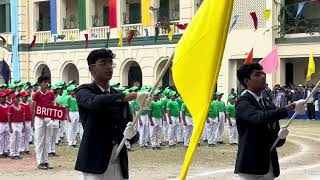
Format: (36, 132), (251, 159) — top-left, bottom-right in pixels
(121, 23), (144, 37)
(278, 1), (320, 37)
(158, 20), (182, 35)
(61, 29), (79, 41)
(35, 31), (51, 43)
(89, 26), (110, 39)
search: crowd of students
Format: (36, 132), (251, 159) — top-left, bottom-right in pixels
(0, 78), (239, 169)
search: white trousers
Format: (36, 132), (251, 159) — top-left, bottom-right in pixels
(81, 145), (127, 180)
(138, 115), (149, 147)
(183, 116), (193, 146)
(59, 120), (67, 139)
(34, 117), (52, 165)
(149, 117), (162, 148)
(206, 117), (219, 145)
(49, 120), (60, 153)
(217, 112), (225, 142)
(10, 122), (23, 156)
(203, 122), (208, 141)
(176, 114), (183, 143)
(67, 112), (79, 146)
(0, 122), (10, 154)
(29, 127), (34, 143)
(228, 118), (238, 144)
(162, 114), (169, 142)
(20, 121), (32, 152)
(168, 116), (179, 146)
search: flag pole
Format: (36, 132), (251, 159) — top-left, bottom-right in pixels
(270, 79), (320, 151)
(111, 53), (174, 162)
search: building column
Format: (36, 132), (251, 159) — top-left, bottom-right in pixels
(56, 0), (66, 34)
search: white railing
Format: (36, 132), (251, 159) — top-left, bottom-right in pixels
(159, 20), (183, 35)
(61, 29), (80, 41)
(35, 31), (51, 43)
(121, 23), (144, 37)
(89, 26), (110, 39)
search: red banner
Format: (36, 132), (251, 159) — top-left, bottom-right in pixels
(109, 0), (117, 28)
(35, 104), (66, 121)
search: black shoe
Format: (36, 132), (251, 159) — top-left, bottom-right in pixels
(3, 152), (9, 157)
(71, 145), (77, 148)
(152, 147), (157, 150)
(51, 152), (59, 157)
(44, 163), (53, 169)
(204, 140), (208, 143)
(29, 142), (34, 145)
(156, 147), (161, 150)
(217, 141), (224, 144)
(25, 151), (30, 154)
(0, 154), (6, 158)
(48, 153), (54, 157)
(38, 164), (48, 170)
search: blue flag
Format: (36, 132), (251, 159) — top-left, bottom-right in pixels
(296, 2), (305, 18)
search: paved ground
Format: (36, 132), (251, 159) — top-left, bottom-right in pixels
(0, 120), (319, 180)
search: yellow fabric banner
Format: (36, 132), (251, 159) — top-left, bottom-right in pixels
(172, 0), (234, 179)
(141, 0), (151, 27)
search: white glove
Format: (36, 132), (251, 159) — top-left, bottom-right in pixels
(294, 99), (306, 115)
(123, 122), (137, 140)
(136, 92), (149, 109)
(278, 125), (289, 139)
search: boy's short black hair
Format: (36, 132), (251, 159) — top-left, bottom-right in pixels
(237, 63), (263, 88)
(37, 76), (50, 83)
(87, 49), (116, 66)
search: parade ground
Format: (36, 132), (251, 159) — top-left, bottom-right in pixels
(0, 120), (319, 180)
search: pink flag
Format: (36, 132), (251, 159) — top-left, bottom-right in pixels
(259, 48), (278, 74)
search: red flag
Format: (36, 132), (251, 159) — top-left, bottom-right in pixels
(243, 48), (254, 64)
(0, 36), (7, 45)
(176, 23), (188, 30)
(84, 33), (89, 48)
(250, 12), (258, 31)
(109, 0), (117, 28)
(29, 35), (36, 49)
(127, 30), (135, 46)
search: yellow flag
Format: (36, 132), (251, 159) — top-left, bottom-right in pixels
(168, 25), (174, 42)
(306, 51), (315, 81)
(141, 0), (151, 27)
(264, 9), (271, 21)
(69, 35), (76, 41)
(172, 0), (234, 179)
(118, 31), (123, 47)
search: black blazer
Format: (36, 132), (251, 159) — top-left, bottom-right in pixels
(234, 92), (289, 177)
(74, 81), (135, 179)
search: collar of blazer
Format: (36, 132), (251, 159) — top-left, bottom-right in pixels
(91, 81), (120, 95)
(243, 91), (265, 110)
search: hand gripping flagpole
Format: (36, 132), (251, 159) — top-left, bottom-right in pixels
(270, 80), (320, 151)
(112, 53), (174, 163)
